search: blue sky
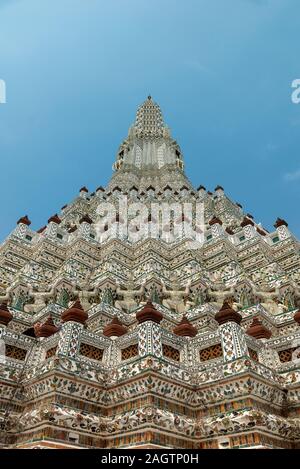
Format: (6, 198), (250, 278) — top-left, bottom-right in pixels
(0, 0), (299, 239)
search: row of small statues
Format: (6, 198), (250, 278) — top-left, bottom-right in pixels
(113, 277), (293, 314)
(114, 277), (193, 314)
(4, 274), (298, 316)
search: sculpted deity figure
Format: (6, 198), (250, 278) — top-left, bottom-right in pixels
(183, 289), (196, 312)
(77, 289), (97, 311)
(24, 283), (58, 313)
(207, 271), (235, 306)
(226, 296), (242, 312)
(160, 274), (192, 314)
(70, 273), (100, 311)
(75, 285), (98, 311)
(268, 298), (288, 315)
(24, 279), (75, 313)
(251, 280), (280, 298)
(291, 281), (300, 307)
(24, 291), (48, 313)
(249, 279), (284, 314)
(115, 278), (146, 312)
(0, 287), (12, 303)
(292, 347), (300, 364)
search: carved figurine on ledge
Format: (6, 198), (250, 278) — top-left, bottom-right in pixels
(115, 278), (146, 313)
(208, 273), (235, 307)
(226, 296), (242, 312)
(265, 298), (288, 315)
(161, 275), (192, 314)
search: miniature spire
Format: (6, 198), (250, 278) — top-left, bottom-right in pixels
(36, 316), (59, 338)
(136, 301), (163, 324)
(215, 299), (242, 325)
(61, 299), (88, 325)
(173, 315), (197, 337)
(246, 317), (272, 339)
(48, 214), (61, 224)
(103, 317), (128, 337)
(17, 215), (31, 226)
(274, 218), (288, 228)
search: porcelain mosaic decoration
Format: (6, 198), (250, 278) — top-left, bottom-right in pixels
(0, 97), (300, 449)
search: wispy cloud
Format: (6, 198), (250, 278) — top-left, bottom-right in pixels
(266, 143), (278, 153)
(284, 169), (300, 182)
(185, 60), (212, 74)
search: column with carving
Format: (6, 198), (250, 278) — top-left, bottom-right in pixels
(136, 301), (163, 358)
(57, 300), (87, 358)
(215, 300), (248, 362)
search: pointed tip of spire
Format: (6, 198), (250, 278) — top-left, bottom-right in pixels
(134, 96), (165, 138)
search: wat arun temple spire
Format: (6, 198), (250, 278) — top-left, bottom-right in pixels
(108, 96), (192, 191)
(0, 98), (300, 449)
